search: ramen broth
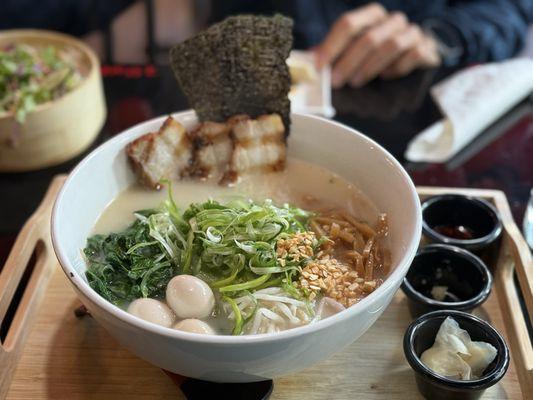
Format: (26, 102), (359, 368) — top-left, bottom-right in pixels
(90, 158), (389, 335)
(95, 159), (379, 233)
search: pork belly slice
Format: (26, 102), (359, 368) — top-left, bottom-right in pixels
(227, 114), (286, 179)
(189, 120), (234, 179)
(127, 113), (286, 188)
(126, 116), (192, 189)
(231, 114), (284, 144)
(231, 142), (286, 173)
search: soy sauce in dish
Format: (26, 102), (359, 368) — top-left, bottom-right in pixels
(433, 224), (475, 240)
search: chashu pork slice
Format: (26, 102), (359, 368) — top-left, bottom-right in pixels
(226, 114), (286, 181)
(189, 120), (235, 179)
(127, 116), (192, 189)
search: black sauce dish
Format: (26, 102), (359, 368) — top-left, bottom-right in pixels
(404, 310), (509, 400)
(422, 195), (502, 252)
(401, 244), (492, 319)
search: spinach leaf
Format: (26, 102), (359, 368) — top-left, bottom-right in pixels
(84, 215), (175, 305)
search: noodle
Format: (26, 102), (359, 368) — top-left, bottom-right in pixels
(353, 230), (365, 253)
(340, 212), (377, 238)
(329, 222), (341, 238)
(315, 217), (351, 227)
(362, 237), (375, 260)
(310, 220), (326, 238)
(338, 229), (355, 243)
(309, 208), (389, 302)
(346, 250), (365, 276)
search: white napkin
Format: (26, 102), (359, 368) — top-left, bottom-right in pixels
(288, 50), (335, 118)
(405, 58), (533, 163)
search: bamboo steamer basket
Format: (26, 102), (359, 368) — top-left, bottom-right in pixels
(0, 29), (106, 171)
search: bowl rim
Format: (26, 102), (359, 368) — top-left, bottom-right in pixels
(0, 29), (99, 120)
(403, 310), (510, 390)
(421, 194), (503, 250)
(51, 111), (422, 344)
(401, 243), (492, 309)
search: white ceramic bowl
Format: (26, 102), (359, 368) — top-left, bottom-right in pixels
(52, 111), (421, 382)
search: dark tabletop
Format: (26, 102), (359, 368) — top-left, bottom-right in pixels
(1, 64), (532, 263)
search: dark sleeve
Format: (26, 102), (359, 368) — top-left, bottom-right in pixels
(420, 0), (533, 66)
(0, 0), (135, 36)
(209, 0), (275, 23)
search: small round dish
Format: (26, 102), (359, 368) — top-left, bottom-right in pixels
(404, 310), (509, 400)
(421, 195), (502, 252)
(401, 244), (492, 318)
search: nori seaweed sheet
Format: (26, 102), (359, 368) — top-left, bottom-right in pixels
(169, 14), (293, 132)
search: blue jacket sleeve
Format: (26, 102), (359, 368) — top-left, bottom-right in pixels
(421, 0), (533, 66)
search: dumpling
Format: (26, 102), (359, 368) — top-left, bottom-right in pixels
(462, 340), (498, 377)
(421, 347), (472, 380)
(315, 297), (345, 320)
(420, 317), (497, 380)
(433, 316), (470, 355)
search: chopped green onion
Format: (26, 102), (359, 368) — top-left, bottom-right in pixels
(211, 268), (240, 288)
(219, 273), (272, 293)
(223, 296), (244, 335)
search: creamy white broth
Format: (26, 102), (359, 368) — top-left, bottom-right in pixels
(94, 158), (380, 234)
(91, 158), (387, 335)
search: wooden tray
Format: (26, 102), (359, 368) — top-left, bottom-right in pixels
(1, 176), (531, 399)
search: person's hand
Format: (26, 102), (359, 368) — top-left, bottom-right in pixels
(314, 3), (441, 88)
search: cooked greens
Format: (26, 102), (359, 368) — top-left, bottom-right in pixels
(84, 187), (318, 334)
(0, 43), (82, 123)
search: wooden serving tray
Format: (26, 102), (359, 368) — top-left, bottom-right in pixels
(1, 176), (531, 399)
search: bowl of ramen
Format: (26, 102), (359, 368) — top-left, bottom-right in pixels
(0, 29), (106, 171)
(52, 110), (421, 382)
